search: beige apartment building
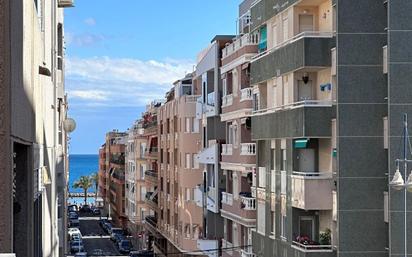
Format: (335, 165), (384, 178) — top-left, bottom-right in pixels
(153, 73), (204, 256)
(142, 101), (162, 250)
(125, 119), (149, 248)
(0, 0), (73, 256)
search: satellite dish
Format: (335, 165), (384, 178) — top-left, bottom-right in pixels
(63, 118), (76, 133)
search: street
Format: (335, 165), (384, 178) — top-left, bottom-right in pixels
(67, 212), (130, 257)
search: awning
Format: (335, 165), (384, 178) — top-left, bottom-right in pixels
(294, 138), (309, 149)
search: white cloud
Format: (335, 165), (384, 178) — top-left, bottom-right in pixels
(69, 90), (108, 100)
(84, 18), (96, 26)
(66, 56), (194, 85)
(66, 56), (195, 108)
(65, 32), (105, 47)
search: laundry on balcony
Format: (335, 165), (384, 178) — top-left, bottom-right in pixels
(320, 83), (332, 91)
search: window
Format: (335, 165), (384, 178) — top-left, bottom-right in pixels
(281, 214), (287, 239)
(185, 153), (191, 169)
(282, 17), (288, 42)
(271, 170), (276, 193)
(253, 93), (259, 111)
(332, 191), (337, 221)
(271, 211), (276, 235)
(281, 171), (286, 195)
(140, 186), (146, 201)
(186, 188), (191, 201)
(383, 117), (388, 149)
(258, 167), (266, 188)
(271, 24), (278, 47)
(192, 118), (199, 133)
(384, 191), (388, 223)
(192, 154), (199, 169)
(185, 118), (191, 133)
(282, 76), (288, 105)
(272, 81), (277, 107)
(257, 201), (266, 234)
(233, 173), (239, 199)
(281, 149), (287, 171)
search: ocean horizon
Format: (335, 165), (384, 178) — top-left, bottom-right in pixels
(69, 154), (99, 194)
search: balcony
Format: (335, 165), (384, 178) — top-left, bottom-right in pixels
(221, 192), (256, 226)
(221, 143), (256, 169)
(197, 143), (218, 164)
(240, 88), (253, 102)
(221, 192), (234, 206)
(145, 170), (158, 185)
(145, 191), (158, 210)
(291, 172), (333, 210)
(292, 241), (336, 257)
(222, 144), (233, 156)
(251, 32), (335, 85)
(221, 33), (258, 70)
(222, 33), (258, 59)
(58, 0), (74, 7)
(145, 147), (158, 159)
(222, 94), (234, 108)
(240, 143), (256, 156)
(252, 101), (334, 140)
(241, 249), (255, 257)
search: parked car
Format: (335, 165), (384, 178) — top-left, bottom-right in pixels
(68, 204), (78, 212)
(98, 219), (108, 227)
(117, 239), (132, 254)
(91, 207), (101, 215)
(68, 227), (81, 239)
(112, 233), (124, 243)
(103, 222), (112, 233)
(70, 232), (82, 241)
(68, 212), (79, 219)
(80, 204), (91, 213)
(110, 228), (124, 241)
(69, 218), (80, 228)
(70, 240), (85, 253)
(130, 250), (153, 257)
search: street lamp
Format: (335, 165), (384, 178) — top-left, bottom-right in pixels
(389, 113), (412, 257)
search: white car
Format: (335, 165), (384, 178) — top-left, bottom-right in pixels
(68, 228), (81, 239)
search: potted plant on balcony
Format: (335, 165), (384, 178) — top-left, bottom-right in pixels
(319, 228), (331, 245)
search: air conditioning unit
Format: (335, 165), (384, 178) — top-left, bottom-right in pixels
(58, 0), (74, 8)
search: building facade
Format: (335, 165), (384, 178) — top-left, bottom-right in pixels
(0, 0), (72, 256)
(152, 74), (204, 256)
(249, 0), (409, 257)
(125, 120), (149, 248)
(98, 131), (128, 228)
(219, 2), (258, 256)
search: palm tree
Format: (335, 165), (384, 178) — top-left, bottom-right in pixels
(72, 175), (93, 205)
(90, 172), (99, 204)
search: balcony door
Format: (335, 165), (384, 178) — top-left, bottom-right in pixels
(297, 148), (315, 172)
(299, 14), (314, 33)
(298, 80), (313, 101)
(299, 216), (315, 239)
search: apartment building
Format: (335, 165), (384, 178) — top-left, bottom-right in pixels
(141, 101), (162, 250)
(219, 2), (258, 257)
(98, 131), (128, 228)
(0, 0), (72, 256)
(248, 0), (412, 257)
(152, 73), (204, 256)
(194, 35), (234, 257)
(125, 120), (149, 248)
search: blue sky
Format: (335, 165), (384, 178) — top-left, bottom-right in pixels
(65, 0), (239, 154)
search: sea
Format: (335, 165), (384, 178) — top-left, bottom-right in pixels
(68, 154), (99, 206)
